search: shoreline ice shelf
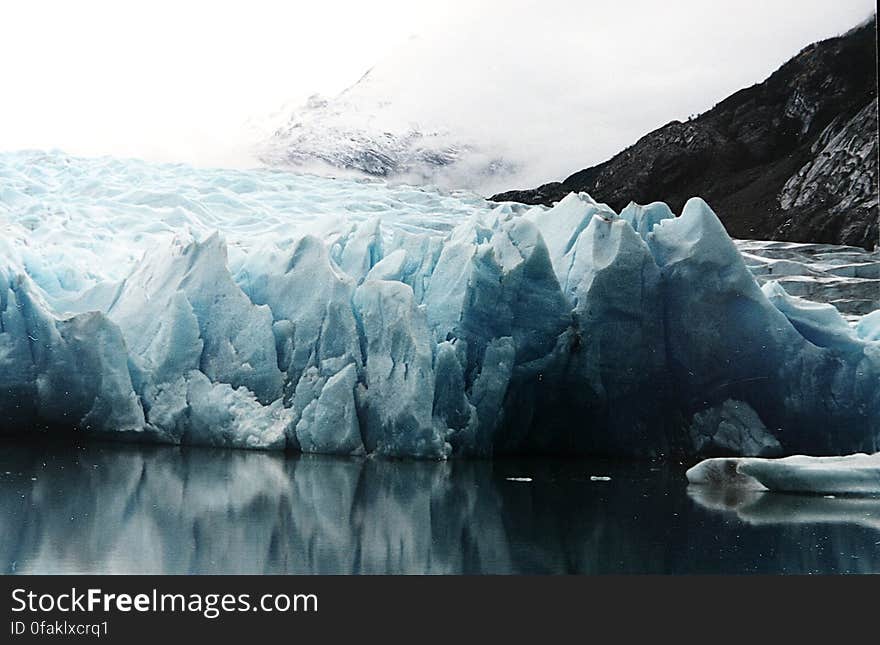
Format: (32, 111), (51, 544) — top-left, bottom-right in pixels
(1, 151), (878, 458)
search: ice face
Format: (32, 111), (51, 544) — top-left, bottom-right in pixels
(648, 198), (879, 455)
(1, 151), (878, 457)
(353, 279), (449, 458)
(109, 233), (283, 404)
(0, 271), (144, 435)
(618, 201), (675, 240)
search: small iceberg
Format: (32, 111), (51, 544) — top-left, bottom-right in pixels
(686, 453), (880, 495)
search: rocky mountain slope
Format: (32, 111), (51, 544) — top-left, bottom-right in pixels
(492, 20), (879, 249)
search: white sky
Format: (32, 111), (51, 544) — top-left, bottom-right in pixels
(0, 0), (875, 173)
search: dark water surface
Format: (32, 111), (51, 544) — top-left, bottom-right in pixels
(1, 441), (878, 574)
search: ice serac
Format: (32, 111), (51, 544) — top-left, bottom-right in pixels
(330, 218), (384, 284)
(234, 234), (366, 452)
(648, 197), (879, 456)
(619, 201), (675, 240)
(294, 363), (363, 455)
(0, 270), (144, 435)
(856, 310), (880, 341)
(466, 337), (515, 454)
(421, 212), (582, 454)
(353, 279), (449, 458)
(521, 192), (612, 279)
(235, 235), (362, 386)
(503, 208), (671, 456)
(109, 234), (283, 405)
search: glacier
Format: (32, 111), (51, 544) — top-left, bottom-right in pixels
(1, 151), (878, 458)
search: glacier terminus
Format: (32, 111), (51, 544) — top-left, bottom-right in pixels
(1, 151), (878, 459)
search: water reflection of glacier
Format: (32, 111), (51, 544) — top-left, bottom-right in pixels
(1, 442), (878, 574)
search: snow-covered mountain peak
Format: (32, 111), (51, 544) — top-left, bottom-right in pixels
(257, 60), (519, 192)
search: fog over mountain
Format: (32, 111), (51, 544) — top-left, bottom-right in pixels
(257, 0), (877, 194)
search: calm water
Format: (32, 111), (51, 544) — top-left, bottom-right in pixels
(1, 441), (878, 574)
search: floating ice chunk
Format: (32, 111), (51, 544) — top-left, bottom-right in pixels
(687, 453), (880, 494)
(737, 453), (880, 494)
(685, 458), (769, 490)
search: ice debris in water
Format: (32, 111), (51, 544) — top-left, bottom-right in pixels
(686, 453), (880, 494)
(1, 151), (878, 458)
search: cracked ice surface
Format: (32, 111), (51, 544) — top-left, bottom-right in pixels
(1, 151), (878, 458)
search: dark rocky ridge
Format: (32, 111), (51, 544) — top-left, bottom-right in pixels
(492, 20), (879, 250)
